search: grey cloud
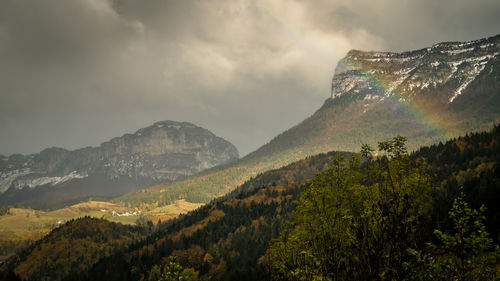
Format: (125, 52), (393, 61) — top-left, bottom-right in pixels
(298, 0), (500, 51)
(0, 0), (499, 156)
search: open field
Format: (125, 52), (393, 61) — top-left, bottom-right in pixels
(0, 199), (202, 239)
(0, 199), (202, 263)
(144, 199), (203, 224)
(0, 201), (129, 238)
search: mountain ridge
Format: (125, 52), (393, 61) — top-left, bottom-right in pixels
(0, 120), (238, 208)
(334, 33), (500, 103)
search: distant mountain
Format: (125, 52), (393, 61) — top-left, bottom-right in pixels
(0, 121), (238, 208)
(117, 34), (500, 209)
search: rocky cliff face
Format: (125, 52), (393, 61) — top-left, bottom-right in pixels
(324, 34), (500, 143)
(332, 34), (500, 106)
(0, 121), (238, 207)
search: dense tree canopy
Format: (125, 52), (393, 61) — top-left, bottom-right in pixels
(270, 136), (499, 280)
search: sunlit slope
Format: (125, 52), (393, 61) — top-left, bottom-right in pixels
(113, 97), (445, 207)
(116, 144), (327, 207)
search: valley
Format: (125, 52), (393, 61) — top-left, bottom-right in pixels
(0, 199), (203, 264)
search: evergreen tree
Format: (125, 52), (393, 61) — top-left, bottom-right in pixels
(403, 193), (500, 281)
(147, 256), (197, 281)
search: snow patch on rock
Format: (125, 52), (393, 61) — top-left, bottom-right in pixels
(13, 171), (88, 190)
(0, 169), (31, 193)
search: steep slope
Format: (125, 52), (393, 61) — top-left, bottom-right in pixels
(117, 34), (500, 209)
(0, 121), (238, 208)
(256, 33), (500, 155)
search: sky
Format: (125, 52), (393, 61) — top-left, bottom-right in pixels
(1, 0), (500, 157)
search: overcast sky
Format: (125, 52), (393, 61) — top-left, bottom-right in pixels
(1, 0), (499, 156)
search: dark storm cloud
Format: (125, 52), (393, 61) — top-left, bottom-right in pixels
(0, 0), (499, 156)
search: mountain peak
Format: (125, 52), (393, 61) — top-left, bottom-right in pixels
(132, 120), (201, 137)
(152, 120), (196, 129)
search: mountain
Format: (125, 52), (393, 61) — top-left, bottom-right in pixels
(5, 125), (497, 281)
(116, 34), (500, 210)
(0, 121), (238, 208)
(256, 33), (500, 155)
(323, 33), (500, 149)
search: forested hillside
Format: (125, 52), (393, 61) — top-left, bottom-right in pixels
(270, 133), (500, 280)
(66, 151), (348, 281)
(1, 150), (349, 281)
(0, 218), (144, 281)
(2, 125), (500, 281)
(413, 128), (500, 233)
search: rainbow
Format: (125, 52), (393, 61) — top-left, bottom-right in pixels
(338, 57), (459, 141)
(251, 1), (459, 142)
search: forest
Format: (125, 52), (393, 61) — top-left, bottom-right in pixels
(1, 125), (500, 280)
